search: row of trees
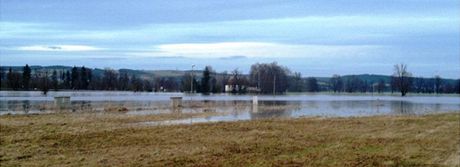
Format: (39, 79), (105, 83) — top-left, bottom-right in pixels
(182, 67), (248, 94)
(330, 75), (386, 93)
(1, 63), (459, 96)
(326, 64), (459, 96)
(0, 65), (158, 94)
(1, 65), (93, 92)
(170, 63), (459, 96)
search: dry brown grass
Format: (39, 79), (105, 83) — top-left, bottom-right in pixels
(1, 112), (459, 166)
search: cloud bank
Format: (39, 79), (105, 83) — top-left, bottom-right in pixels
(17, 45), (102, 52)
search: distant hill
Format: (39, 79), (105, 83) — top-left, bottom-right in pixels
(1, 65), (458, 84)
(0, 65), (203, 80)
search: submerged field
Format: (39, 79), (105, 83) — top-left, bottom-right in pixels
(1, 112), (459, 166)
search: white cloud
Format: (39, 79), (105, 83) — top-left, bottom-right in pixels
(128, 42), (383, 58)
(17, 45), (102, 52)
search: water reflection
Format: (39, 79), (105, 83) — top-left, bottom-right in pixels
(22, 100), (30, 114)
(1, 97), (459, 122)
(391, 101), (414, 115)
(249, 101), (301, 119)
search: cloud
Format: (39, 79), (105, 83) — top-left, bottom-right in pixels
(219, 55), (248, 60)
(126, 42), (383, 58)
(17, 45), (102, 52)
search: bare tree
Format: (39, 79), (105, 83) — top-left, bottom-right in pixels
(434, 75), (442, 94)
(414, 77), (424, 93)
(393, 64), (412, 96)
(51, 70), (59, 91)
(376, 79), (385, 93)
(345, 75), (364, 93)
(305, 77), (319, 92)
(102, 68), (118, 90)
(249, 62), (289, 94)
(287, 72), (303, 92)
(40, 71), (49, 95)
(181, 73), (196, 92)
(329, 74), (343, 93)
(231, 69), (242, 94)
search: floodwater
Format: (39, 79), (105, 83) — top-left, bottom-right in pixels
(1, 91), (459, 125)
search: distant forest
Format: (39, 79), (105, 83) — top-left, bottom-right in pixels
(1, 63), (459, 95)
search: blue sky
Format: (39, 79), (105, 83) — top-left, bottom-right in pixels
(1, 0), (459, 78)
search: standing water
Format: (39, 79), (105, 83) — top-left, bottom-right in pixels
(1, 91), (459, 125)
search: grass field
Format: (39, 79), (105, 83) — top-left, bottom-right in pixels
(1, 112), (459, 166)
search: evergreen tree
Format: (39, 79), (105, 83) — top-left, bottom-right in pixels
(40, 71), (49, 95)
(52, 70), (59, 91)
(71, 66), (79, 89)
(306, 77), (319, 92)
(7, 68), (21, 90)
(87, 68), (92, 89)
(80, 66), (89, 89)
(22, 64), (31, 90)
(65, 71), (71, 89)
(6, 68), (13, 89)
(201, 66), (212, 94)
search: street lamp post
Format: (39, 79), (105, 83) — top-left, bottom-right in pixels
(191, 64), (195, 93)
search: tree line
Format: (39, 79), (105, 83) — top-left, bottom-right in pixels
(1, 63), (459, 96)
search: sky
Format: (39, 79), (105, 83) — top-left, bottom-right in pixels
(1, 0), (459, 78)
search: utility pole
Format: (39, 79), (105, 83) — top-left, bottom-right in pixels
(191, 64), (195, 93)
(273, 75), (276, 95)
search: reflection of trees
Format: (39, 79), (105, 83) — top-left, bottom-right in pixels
(373, 100), (383, 113)
(343, 101), (374, 110)
(230, 101), (249, 113)
(0, 101), (6, 112)
(434, 104), (441, 112)
(327, 100), (390, 115)
(329, 101), (342, 110)
(249, 101), (301, 119)
(22, 100), (30, 114)
(6, 100), (16, 112)
(6, 101), (30, 113)
(260, 101), (288, 106)
(306, 101), (318, 109)
(391, 101), (415, 115)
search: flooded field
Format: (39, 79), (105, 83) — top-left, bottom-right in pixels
(1, 91), (460, 166)
(1, 91), (459, 125)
